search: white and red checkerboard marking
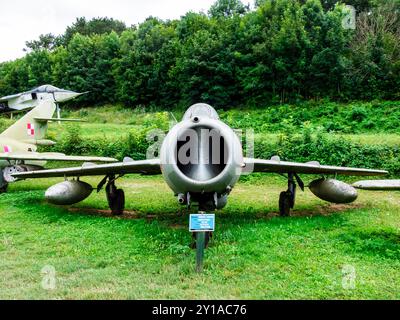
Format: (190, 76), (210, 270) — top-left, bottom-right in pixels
(27, 123), (35, 136)
(3, 145), (12, 153)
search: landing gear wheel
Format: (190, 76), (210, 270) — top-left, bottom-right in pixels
(3, 166), (27, 183)
(279, 172), (299, 217)
(106, 182), (125, 216)
(190, 232), (212, 249)
(279, 191), (291, 217)
(0, 170), (8, 194)
(0, 184), (8, 194)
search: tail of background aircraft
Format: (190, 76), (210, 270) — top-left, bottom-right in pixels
(0, 100), (56, 142)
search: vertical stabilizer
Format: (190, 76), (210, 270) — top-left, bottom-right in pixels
(0, 101), (56, 141)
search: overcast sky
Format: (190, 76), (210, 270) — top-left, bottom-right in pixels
(0, 0), (224, 63)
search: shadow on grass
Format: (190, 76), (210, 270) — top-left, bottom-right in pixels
(4, 189), (362, 225)
(2, 188), (363, 239)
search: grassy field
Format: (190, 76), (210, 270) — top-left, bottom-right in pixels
(2, 105), (400, 146)
(0, 103), (399, 299)
(0, 175), (399, 299)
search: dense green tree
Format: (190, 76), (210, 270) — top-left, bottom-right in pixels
(239, 0), (311, 103)
(25, 50), (53, 87)
(176, 12), (212, 41)
(25, 33), (62, 52)
(257, 0), (380, 12)
(0, 63), (14, 96)
(115, 18), (179, 107)
(174, 10), (244, 107)
(51, 46), (69, 89)
(0, 0), (398, 107)
(302, 1), (351, 98)
(318, 0), (375, 12)
(345, 1), (400, 99)
(209, 0), (249, 18)
(61, 32), (121, 104)
(63, 17), (127, 45)
(0, 59), (30, 94)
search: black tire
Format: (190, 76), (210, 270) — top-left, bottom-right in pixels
(0, 170), (7, 194)
(107, 186), (125, 216)
(112, 189), (125, 216)
(0, 184), (8, 194)
(279, 191), (291, 217)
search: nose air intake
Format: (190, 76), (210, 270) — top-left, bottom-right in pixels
(176, 126), (228, 182)
(160, 105), (243, 195)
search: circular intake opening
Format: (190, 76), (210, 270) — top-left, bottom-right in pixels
(175, 125), (229, 182)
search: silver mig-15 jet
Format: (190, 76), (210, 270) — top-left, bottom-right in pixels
(13, 103), (387, 222)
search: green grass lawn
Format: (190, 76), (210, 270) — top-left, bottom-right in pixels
(0, 175), (399, 299)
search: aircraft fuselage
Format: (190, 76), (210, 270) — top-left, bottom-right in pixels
(160, 103), (244, 210)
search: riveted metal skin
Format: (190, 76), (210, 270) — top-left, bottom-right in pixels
(309, 178), (358, 204)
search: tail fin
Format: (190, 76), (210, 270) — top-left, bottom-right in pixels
(0, 100), (56, 141)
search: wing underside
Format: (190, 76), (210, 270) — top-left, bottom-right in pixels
(12, 158), (161, 179)
(243, 158), (388, 176)
(0, 152), (117, 163)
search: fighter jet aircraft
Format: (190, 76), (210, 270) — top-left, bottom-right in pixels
(0, 85), (86, 117)
(13, 103), (388, 221)
(0, 100), (116, 192)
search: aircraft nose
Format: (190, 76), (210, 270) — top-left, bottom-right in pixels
(55, 91), (88, 102)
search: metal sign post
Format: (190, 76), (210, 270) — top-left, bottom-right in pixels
(189, 212), (215, 273)
(195, 232), (206, 273)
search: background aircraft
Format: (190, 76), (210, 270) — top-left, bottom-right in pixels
(13, 103), (387, 230)
(0, 85), (86, 118)
(0, 100), (116, 192)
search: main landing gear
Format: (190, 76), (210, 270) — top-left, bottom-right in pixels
(0, 165), (42, 194)
(0, 181), (8, 194)
(1, 165), (34, 193)
(279, 173), (304, 217)
(98, 175), (125, 215)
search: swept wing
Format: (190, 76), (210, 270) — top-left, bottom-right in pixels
(11, 156), (387, 180)
(0, 152), (117, 163)
(243, 158), (387, 176)
(12, 158), (161, 179)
